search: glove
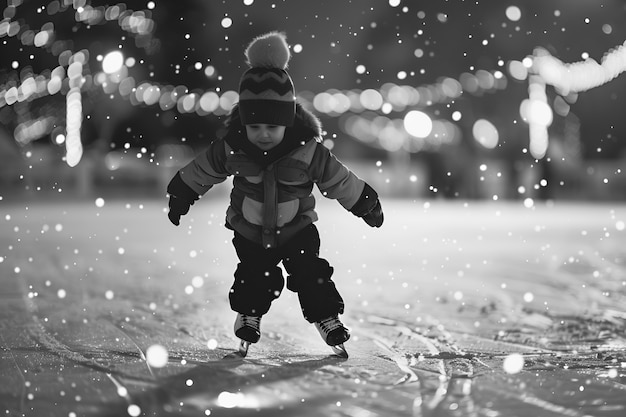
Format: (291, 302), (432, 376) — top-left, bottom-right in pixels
(350, 183), (383, 228)
(167, 172), (198, 226)
(168, 195), (193, 226)
(362, 199), (384, 228)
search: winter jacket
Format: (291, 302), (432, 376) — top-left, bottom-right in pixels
(169, 103), (379, 248)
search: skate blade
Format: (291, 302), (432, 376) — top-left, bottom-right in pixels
(331, 344), (348, 358)
(238, 340), (251, 357)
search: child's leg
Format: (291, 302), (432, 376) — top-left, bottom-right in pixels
(229, 232), (284, 316)
(283, 224), (345, 323)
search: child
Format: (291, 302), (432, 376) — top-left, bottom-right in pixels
(166, 32), (383, 356)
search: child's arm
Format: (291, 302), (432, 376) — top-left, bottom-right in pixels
(166, 140), (230, 226)
(311, 144), (384, 228)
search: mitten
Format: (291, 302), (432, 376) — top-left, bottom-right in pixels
(167, 172), (199, 226)
(362, 199), (384, 228)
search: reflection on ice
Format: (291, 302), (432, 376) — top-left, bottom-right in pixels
(416, 376), (476, 417)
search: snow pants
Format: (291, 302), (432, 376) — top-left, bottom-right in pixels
(229, 224), (345, 323)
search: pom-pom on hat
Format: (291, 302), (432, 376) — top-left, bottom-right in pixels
(238, 32), (296, 126)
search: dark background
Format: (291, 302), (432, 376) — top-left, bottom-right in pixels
(1, 0), (626, 200)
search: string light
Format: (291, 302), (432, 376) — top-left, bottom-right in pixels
(65, 58), (84, 167)
(532, 43), (626, 95)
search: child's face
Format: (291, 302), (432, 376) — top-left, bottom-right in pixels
(245, 124), (286, 150)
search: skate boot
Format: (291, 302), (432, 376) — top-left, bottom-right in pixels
(315, 315), (350, 358)
(234, 313), (261, 357)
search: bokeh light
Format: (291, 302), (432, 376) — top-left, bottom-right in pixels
(472, 119), (499, 149)
(520, 99), (553, 127)
(404, 110), (433, 138)
(102, 50), (124, 74)
(505, 6), (522, 22)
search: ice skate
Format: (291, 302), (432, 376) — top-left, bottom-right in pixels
(315, 316), (350, 358)
(234, 313), (261, 357)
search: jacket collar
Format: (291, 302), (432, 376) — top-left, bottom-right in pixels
(223, 102), (322, 166)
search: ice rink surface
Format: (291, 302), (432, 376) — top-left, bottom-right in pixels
(1, 197), (625, 416)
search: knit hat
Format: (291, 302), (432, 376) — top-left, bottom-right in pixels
(238, 32), (296, 126)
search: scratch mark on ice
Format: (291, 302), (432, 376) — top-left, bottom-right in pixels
(106, 321), (156, 378)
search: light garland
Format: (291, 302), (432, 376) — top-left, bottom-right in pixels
(532, 42), (626, 95)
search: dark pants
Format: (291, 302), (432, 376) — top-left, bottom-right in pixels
(229, 224), (344, 323)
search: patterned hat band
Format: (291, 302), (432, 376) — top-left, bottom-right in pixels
(238, 68), (296, 126)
